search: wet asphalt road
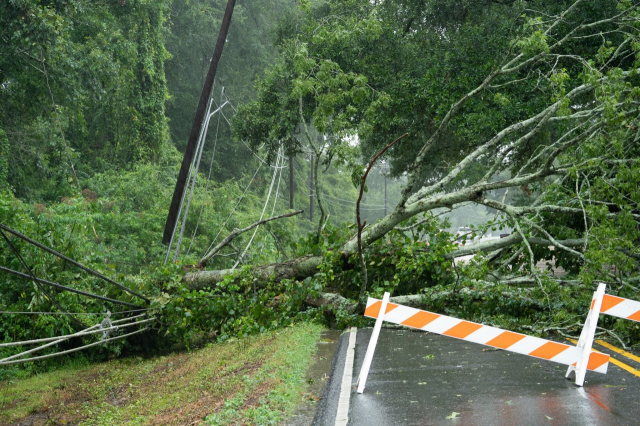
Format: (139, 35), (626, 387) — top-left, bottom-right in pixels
(317, 327), (640, 426)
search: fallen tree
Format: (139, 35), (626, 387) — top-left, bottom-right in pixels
(184, 0), (640, 311)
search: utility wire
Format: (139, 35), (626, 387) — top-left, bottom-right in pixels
(0, 327), (150, 366)
(0, 229), (85, 328)
(186, 88), (226, 257)
(211, 98), (280, 167)
(164, 87), (216, 264)
(270, 153), (285, 218)
(176, 90), (284, 262)
(0, 265), (143, 309)
(202, 160), (264, 257)
(0, 318), (153, 365)
(0, 223), (149, 303)
(0, 309), (147, 316)
(172, 95), (228, 261)
(321, 196), (386, 211)
(242, 151), (285, 263)
(0, 315), (152, 349)
(233, 148), (283, 270)
(291, 165), (385, 209)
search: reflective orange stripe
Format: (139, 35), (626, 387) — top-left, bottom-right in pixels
(486, 331), (526, 349)
(364, 301), (398, 318)
(601, 294), (624, 312)
(443, 321), (483, 339)
(401, 311), (440, 329)
(587, 352), (610, 371)
(599, 294), (640, 323)
(529, 341), (569, 360)
(627, 310), (640, 322)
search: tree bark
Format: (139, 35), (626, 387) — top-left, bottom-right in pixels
(185, 254), (324, 289)
(183, 231), (589, 289)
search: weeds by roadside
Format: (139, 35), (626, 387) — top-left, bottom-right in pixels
(0, 322), (323, 425)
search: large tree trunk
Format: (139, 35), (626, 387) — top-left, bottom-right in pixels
(184, 254), (324, 289)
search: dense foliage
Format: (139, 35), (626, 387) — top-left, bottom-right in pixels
(1, 0), (172, 201)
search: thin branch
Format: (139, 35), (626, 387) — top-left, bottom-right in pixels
(357, 133), (408, 303)
(198, 210), (304, 268)
(394, 213), (441, 232)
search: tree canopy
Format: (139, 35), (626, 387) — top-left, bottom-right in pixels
(1, 0), (172, 201)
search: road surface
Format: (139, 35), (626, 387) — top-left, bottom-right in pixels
(315, 328), (640, 425)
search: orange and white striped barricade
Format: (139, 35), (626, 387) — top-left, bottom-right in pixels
(565, 283), (606, 386)
(356, 291), (610, 393)
(569, 282), (640, 383)
(600, 290), (640, 323)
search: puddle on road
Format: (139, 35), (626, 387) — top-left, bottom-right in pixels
(285, 329), (340, 426)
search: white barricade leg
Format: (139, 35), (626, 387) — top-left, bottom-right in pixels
(566, 282), (606, 386)
(357, 291), (390, 394)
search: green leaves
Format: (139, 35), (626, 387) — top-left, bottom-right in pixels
(0, 129), (8, 193)
(1, 0), (173, 200)
(234, 36), (376, 167)
(516, 17), (549, 57)
(154, 268), (323, 347)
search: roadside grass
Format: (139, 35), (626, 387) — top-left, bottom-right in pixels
(0, 322), (324, 425)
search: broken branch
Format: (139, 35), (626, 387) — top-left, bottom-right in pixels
(197, 209), (304, 268)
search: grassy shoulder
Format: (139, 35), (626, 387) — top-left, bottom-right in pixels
(0, 322), (324, 425)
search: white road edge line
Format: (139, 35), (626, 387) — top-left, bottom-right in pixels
(335, 327), (357, 426)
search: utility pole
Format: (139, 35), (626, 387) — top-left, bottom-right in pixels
(384, 174), (388, 216)
(309, 151), (314, 221)
(289, 155), (294, 209)
(163, 0), (236, 245)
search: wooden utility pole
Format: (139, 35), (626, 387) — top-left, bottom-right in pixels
(309, 151), (314, 221)
(384, 174), (388, 216)
(163, 0), (236, 245)
(289, 155), (294, 209)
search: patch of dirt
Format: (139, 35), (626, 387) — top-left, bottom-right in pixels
(105, 384), (132, 407)
(148, 394), (228, 426)
(148, 352), (190, 376)
(217, 362), (261, 380)
(7, 330), (289, 425)
(240, 378), (280, 410)
(6, 376), (94, 426)
(14, 413), (49, 426)
(147, 360), (267, 425)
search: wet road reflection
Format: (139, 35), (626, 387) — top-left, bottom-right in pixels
(349, 328), (639, 425)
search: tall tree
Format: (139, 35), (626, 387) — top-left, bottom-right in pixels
(163, 0), (298, 180)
